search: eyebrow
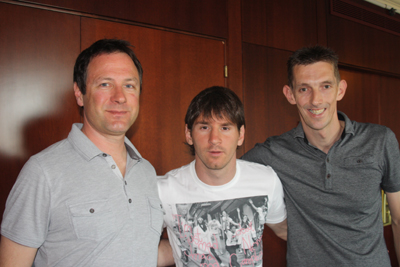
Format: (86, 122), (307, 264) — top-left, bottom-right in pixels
(94, 77), (139, 84)
(194, 120), (235, 126)
(296, 80), (335, 87)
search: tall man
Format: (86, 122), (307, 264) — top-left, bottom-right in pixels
(0, 39), (164, 266)
(158, 86), (287, 267)
(243, 45), (400, 266)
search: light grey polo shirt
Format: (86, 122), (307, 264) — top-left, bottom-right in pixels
(1, 123), (164, 267)
(242, 112), (400, 267)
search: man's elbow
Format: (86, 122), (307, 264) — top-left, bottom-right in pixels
(392, 216), (400, 227)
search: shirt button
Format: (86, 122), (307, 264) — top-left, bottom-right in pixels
(327, 174), (331, 179)
(90, 208), (95, 213)
(111, 165), (116, 169)
(326, 158), (330, 163)
(125, 181), (127, 185)
(102, 153), (107, 157)
(129, 199), (132, 203)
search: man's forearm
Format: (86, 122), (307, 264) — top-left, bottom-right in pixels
(391, 221), (400, 266)
(157, 238), (174, 267)
(267, 219), (287, 241)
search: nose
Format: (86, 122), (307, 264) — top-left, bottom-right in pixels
(311, 89), (322, 106)
(111, 86), (127, 104)
(209, 127), (221, 145)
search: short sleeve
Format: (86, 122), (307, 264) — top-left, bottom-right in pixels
(381, 128), (400, 193)
(266, 170), (287, 224)
(1, 157), (51, 248)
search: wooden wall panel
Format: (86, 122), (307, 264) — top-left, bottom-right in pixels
(243, 43), (299, 153)
(80, 17), (226, 175)
(328, 14), (400, 76)
(338, 67), (400, 137)
(380, 74), (400, 138)
(0, 2), (80, 219)
(24, 0), (228, 38)
(337, 68), (380, 124)
(242, 0), (318, 51)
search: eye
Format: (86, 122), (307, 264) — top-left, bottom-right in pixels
(125, 84), (136, 89)
(100, 82), (109, 87)
(221, 126), (230, 131)
(323, 85), (331, 89)
(299, 87), (307, 92)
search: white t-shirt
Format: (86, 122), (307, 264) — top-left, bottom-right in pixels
(158, 159), (286, 267)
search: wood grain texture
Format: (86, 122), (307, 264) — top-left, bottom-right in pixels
(243, 44), (299, 153)
(328, 14), (400, 76)
(242, 0), (318, 51)
(337, 68), (380, 124)
(21, 0), (228, 38)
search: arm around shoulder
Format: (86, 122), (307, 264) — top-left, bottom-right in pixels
(0, 235), (37, 267)
(266, 218), (287, 241)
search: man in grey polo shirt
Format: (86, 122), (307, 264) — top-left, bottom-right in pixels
(0, 39), (164, 266)
(242, 45), (400, 266)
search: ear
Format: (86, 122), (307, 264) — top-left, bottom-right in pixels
(237, 125), (245, 146)
(74, 82), (84, 107)
(185, 124), (193, 145)
(283, 85), (296, 105)
(336, 80), (347, 101)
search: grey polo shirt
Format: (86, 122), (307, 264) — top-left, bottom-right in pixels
(242, 111), (400, 267)
(1, 123), (164, 267)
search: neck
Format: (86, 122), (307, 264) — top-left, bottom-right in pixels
(304, 120), (345, 154)
(82, 126), (126, 155)
(194, 160), (237, 186)
(81, 124), (128, 176)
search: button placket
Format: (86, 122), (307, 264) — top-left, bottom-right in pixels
(325, 156), (332, 190)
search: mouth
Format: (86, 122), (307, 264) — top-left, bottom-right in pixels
(308, 108), (325, 115)
(208, 150), (223, 156)
(107, 110), (128, 116)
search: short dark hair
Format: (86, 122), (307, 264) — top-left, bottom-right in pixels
(185, 86), (245, 155)
(73, 39), (143, 95)
(287, 45), (340, 88)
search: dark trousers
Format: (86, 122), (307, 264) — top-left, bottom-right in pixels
(226, 245), (240, 267)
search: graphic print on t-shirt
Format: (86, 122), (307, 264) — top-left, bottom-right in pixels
(166, 196), (268, 267)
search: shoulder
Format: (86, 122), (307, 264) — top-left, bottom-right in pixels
(157, 161), (193, 186)
(352, 120), (389, 133)
(159, 162), (192, 179)
(351, 120), (396, 142)
(237, 159), (280, 180)
(26, 138), (71, 171)
(245, 129), (297, 155)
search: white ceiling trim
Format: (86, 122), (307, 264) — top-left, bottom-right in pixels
(364, 0), (400, 14)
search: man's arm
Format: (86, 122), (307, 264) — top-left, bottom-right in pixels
(0, 235), (37, 267)
(157, 238), (174, 267)
(248, 199), (258, 211)
(386, 191), (400, 265)
(266, 219), (287, 241)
